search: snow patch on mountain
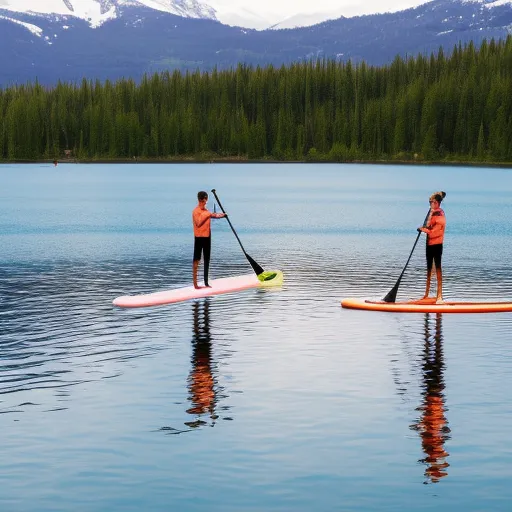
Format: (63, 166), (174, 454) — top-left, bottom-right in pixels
(0, 13), (43, 36)
(0, 0), (116, 26)
(141, 0), (216, 19)
(462, 0), (512, 5)
(0, 0), (217, 27)
(482, 0), (512, 7)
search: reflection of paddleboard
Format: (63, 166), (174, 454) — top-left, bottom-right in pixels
(341, 297), (512, 313)
(113, 271), (283, 308)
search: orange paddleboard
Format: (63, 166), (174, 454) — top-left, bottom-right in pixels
(341, 297), (512, 313)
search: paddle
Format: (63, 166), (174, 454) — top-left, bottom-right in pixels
(382, 209), (431, 303)
(211, 189), (265, 276)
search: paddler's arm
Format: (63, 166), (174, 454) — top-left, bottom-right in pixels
(193, 210), (226, 227)
(418, 213), (444, 236)
(418, 209), (433, 233)
(193, 209), (212, 228)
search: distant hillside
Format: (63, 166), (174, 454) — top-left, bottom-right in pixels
(1, 0), (512, 86)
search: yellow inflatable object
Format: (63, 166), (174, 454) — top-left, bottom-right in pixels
(258, 270), (284, 287)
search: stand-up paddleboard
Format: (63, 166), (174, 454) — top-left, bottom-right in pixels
(341, 297), (512, 313)
(113, 270), (283, 308)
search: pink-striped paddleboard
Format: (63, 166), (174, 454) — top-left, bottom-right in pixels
(113, 271), (283, 308)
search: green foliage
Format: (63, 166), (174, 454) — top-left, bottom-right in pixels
(1, 37), (512, 162)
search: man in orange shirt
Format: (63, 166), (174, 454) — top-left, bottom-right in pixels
(192, 191), (226, 289)
(418, 191), (447, 304)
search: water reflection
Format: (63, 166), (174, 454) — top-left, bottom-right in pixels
(410, 314), (451, 484)
(184, 300), (219, 428)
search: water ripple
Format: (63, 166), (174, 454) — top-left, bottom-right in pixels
(2, 164), (512, 510)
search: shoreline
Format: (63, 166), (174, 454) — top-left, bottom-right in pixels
(1, 158), (512, 169)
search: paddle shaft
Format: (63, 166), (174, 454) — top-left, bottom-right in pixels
(211, 189), (265, 275)
(383, 209), (431, 302)
(211, 190), (248, 254)
(395, 229), (424, 281)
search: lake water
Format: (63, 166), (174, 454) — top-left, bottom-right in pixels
(1, 163), (511, 511)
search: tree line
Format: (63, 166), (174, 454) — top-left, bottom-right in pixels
(1, 36), (511, 162)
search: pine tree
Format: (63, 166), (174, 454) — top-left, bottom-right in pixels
(1, 36), (512, 163)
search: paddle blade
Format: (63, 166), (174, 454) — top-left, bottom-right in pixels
(382, 281), (400, 303)
(246, 254), (265, 276)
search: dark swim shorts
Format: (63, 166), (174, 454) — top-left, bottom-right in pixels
(426, 243), (443, 271)
(193, 236), (211, 262)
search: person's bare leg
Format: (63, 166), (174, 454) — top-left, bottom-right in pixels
(193, 260), (201, 289)
(423, 268), (432, 299)
(435, 267), (444, 303)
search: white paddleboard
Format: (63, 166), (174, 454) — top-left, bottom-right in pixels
(113, 271), (283, 308)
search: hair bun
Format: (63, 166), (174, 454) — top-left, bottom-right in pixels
(429, 191), (446, 203)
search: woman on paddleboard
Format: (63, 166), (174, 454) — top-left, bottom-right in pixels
(192, 191), (226, 289)
(418, 191), (446, 304)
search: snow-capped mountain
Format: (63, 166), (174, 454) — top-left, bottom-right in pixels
(0, 0), (217, 27)
(1, 0), (512, 86)
(0, 0), (342, 29)
(3, 0), (512, 30)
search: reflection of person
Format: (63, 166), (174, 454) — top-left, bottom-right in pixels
(418, 191), (446, 304)
(192, 191), (226, 289)
(186, 301), (217, 424)
(411, 313), (450, 483)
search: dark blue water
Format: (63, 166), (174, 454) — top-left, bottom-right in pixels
(1, 163), (512, 511)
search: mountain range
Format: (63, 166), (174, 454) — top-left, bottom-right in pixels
(0, 0), (375, 30)
(0, 1), (217, 26)
(0, 0), (368, 29)
(1, 0), (512, 86)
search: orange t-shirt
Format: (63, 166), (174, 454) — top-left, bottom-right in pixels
(192, 206), (212, 237)
(425, 208), (446, 245)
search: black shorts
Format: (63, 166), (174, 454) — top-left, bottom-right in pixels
(426, 243), (443, 271)
(193, 236), (211, 262)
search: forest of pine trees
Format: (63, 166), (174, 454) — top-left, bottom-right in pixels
(1, 37), (511, 163)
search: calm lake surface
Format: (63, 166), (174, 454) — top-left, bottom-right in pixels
(1, 163), (511, 511)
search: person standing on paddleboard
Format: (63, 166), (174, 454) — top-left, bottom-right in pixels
(418, 191), (446, 304)
(192, 191), (226, 289)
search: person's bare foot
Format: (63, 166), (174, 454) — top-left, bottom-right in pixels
(204, 284), (212, 288)
(194, 284), (201, 289)
(435, 298), (445, 304)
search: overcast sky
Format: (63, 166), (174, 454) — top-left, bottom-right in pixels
(209, 0), (430, 18)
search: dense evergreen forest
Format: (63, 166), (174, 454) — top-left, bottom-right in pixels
(1, 36), (511, 163)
